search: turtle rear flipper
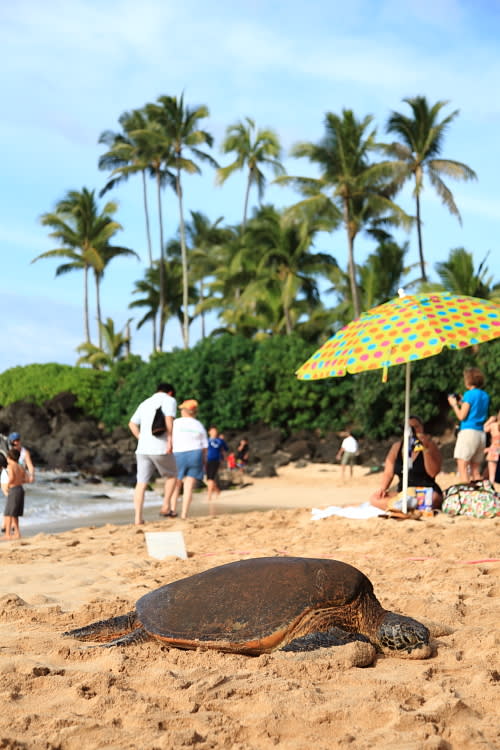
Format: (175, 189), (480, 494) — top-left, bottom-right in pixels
(63, 612), (138, 643)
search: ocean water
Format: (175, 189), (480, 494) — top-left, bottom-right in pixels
(12, 472), (136, 534)
(12, 471), (262, 536)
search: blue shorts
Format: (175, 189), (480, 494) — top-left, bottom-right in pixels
(174, 450), (204, 480)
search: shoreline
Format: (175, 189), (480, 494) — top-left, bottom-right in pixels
(18, 462), (459, 537)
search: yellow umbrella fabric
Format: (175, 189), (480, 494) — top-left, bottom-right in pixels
(296, 292), (500, 380)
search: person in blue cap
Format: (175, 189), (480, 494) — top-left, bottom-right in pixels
(8, 433), (35, 481)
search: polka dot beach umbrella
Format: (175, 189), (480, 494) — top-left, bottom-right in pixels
(296, 291), (500, 511)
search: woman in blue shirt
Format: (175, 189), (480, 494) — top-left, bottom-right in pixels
(448, 367), (490, 482)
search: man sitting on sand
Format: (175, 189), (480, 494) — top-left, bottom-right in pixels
(370, 415), (443, 511)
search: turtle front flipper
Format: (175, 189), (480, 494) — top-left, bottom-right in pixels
(377, 612), (431, 659)
(63, 612), (138, 643)
(281, 627), (371, 652)
(101, 627), (152, 648)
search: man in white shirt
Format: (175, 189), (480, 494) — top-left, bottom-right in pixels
(336, 431), (359, 481)
(128, 382), (177, 525)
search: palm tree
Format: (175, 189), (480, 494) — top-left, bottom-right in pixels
(129, 258), (198, 349)
(244, 205), (338, 334)
(98, 109), (154, 266)
(127, 114), (178, 351)
(277, 110), (410, 317)
(385, 96), (477, 282)
(76, 317), (132, 369)
(34, 188), (133, 344)
(434, 247), (495, 298)
(185, 211), (233, 339)
(144, 94), (217, 349)
(200, 206), (337, 337)
(91, 244), (139, 347)
(216, 117), (285, 227)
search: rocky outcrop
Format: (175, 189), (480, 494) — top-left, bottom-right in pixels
(0, 392), (456, 483)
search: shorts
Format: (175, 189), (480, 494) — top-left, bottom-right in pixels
(206, 459), (220, 480)
(136, 453), (177, 484)
(174, 450), (204, 481)
(341, 451), (356, 466)
(454, 429), (486, 464)
(4, 486), (24, 517)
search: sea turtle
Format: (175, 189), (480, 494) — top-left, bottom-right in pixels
(63, 556), (431, 658)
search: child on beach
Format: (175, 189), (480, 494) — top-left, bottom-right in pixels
(1, 448), (29, 540)
(206, 426), (228, 503)
(484, 412), (500, 484)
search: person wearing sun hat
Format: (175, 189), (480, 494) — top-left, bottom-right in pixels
(162, 399), (208, 520)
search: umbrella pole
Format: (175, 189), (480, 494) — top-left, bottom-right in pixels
(402, 362), (411, 514)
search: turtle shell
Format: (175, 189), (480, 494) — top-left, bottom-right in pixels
(136, 556), (372, 653)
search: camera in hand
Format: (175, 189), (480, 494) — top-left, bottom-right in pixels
(449, 392), (461, 402)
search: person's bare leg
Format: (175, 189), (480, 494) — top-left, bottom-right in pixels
(488, 461), (498, 483)
(469, 461), (481, 481)
(370, 495), (390, 510)
(168, 480), (182, 514)
(133, 482), (147, 525)
(3, 515), (14, 539)
(181, 477), (197, 519)
(160, 476), (178, 514)
(206, 478), (215, 503)
(10, 517), (20, 539)
(456, 458), (469, 483)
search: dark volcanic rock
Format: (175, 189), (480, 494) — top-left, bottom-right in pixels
(0, 401), (51, 444)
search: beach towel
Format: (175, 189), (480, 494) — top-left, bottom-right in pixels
(311, 502), (386, 521)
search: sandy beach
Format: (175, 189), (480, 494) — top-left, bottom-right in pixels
(1, 463), (499, 749)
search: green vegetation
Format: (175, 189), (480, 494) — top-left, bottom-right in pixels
(2, 337), (500, 439)
(26, 93), (500, 440)
(0, 364), (111, 418)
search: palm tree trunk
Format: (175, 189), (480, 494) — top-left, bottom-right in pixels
(125, 321), (131, 357)
(344, 199), (361, 318)
(142, 170), (157, 351)
(242, 171), (252, 228)
(199, 280), (206, 339)
(95, 273), (103, 348)
(415, 188), (427, 282)
(84, 266), (91, 344)
(156, 169), (166, 351)
(176, 169), (190, 349)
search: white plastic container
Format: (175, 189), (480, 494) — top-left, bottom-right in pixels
(145, 531), (187, 560)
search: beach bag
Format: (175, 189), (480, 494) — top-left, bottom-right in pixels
(151, 407), (166, 436)
(442, 479), (500, 518)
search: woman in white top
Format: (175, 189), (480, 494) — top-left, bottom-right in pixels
(167, 399), (208, 520)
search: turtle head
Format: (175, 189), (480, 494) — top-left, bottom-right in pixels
(377, 612), (431, 659)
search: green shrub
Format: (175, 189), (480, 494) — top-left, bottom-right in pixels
(0, 363), (111, 418)
(3, 336), (500, 439)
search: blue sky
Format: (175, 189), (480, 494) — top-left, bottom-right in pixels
(1, 0), (499, 372)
